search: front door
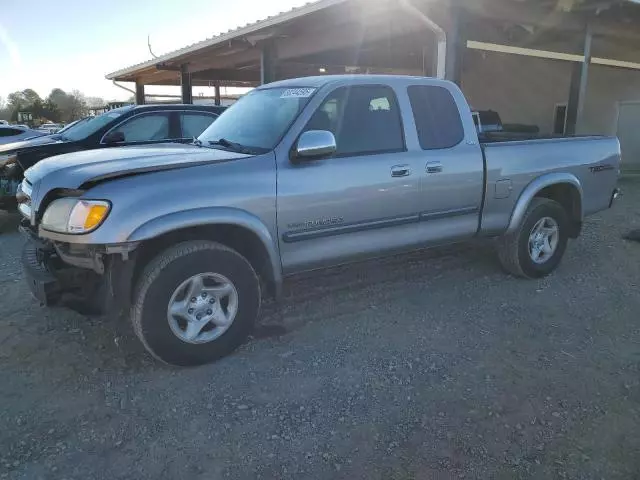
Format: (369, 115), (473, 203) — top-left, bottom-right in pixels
(277, 84), (422, 274)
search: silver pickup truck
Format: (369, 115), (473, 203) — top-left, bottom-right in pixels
(17, 75), (620, 366)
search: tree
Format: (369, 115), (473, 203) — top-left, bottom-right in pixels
(7, 91), (25, 111)
(68, 90), (88, 120)
(46, 88), (87, 123)
(21, 89), (41, 105)
(0, 96), (9, 121)
(85, 96), (106, 108)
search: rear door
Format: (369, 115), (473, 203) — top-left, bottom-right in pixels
(178, 111), (219, 142)
(406, 85), (484, 242)
(277, 84), (423, 273)
(101, 111), (174, 147)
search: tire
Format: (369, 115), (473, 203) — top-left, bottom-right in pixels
(131, 241), (261, 366)
(497, 198), (569, 279)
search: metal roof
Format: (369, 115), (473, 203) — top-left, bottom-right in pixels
(106, 0), (640, 81)
(105, 0), (350, 80)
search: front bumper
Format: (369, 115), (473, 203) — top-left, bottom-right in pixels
(22, 240), (62, 306)
(20, 227), (136, 315)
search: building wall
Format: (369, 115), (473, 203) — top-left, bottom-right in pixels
(581, 64), (640, 136)
(460, 49), (640, 169)
(460, 49), (573, 134)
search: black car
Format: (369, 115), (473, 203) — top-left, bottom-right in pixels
(0, 104), (226, 207)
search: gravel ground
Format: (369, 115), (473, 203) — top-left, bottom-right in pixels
(1, 178), (639, 480)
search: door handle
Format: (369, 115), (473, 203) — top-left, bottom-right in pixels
(391, 165), (411, 177)
(426, 162), (443, 174)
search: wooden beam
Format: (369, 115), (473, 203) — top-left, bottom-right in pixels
(191, 68), (260, 82)
(275, 11), (426, 62)
(466, 40), (640, 70)
(465, 0), (640, 42)
(185, 48), (261, 74)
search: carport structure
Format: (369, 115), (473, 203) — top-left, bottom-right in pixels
(107, 0), (640, 166)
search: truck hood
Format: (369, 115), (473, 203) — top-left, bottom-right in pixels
(0, 134), (62, 154)
(26, 143), (250, 197)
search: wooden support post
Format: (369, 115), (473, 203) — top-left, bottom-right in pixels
(566, 23), (592, 135)
(445, 5), (465, 85)
(261, 41), (277, 85)
(214, 83), (222, 106)
(181, 65), (193, 104)
(135, 81), (145, 105)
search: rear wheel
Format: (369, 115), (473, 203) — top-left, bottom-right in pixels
(497, 198), (569, 278)
(131, 240), (260, 366)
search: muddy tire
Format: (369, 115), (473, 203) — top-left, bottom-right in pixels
(131, 241), (260, 366)
(497, 198), (569, 279)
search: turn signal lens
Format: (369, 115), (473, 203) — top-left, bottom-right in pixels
(84, 204), (109, 230)
(68, 200), (111, 233)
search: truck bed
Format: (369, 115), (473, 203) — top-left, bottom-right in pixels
(479, 135), (620, 235)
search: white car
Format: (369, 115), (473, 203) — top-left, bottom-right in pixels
(37, 123), (63, 134)
(0, 125), (46, 145)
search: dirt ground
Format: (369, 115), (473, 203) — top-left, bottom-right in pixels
(1, 178), (639, 480)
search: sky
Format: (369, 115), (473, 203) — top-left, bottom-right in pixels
(0, 0), (309, 102)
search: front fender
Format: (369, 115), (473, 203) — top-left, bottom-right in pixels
(127, 207), (282, 295)
(506, 172), (583, 234)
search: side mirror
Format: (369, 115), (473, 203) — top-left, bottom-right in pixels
(103, 131), (125, 144)
(295, 130), (337, 160)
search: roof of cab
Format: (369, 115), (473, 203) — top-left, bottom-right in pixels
(260, 74), (444, 90)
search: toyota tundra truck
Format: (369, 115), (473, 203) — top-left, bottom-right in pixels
(17, 75), (620, 366)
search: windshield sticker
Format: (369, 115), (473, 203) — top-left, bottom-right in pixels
(281, 88), (316, 98)
(106, 112), (122, 118)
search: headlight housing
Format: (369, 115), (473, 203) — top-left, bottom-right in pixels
(41, 198), (111, 234)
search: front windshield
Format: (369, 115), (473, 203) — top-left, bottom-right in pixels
(62, 106), (133, 141)
(58, 118), (88, 134)
(197, 87), (316, 151)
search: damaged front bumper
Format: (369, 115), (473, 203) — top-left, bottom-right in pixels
(20, 223), (138, 315)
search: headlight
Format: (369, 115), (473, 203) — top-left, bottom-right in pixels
(41, 198), (111, 234)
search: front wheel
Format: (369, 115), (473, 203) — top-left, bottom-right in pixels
(131, 241), (261, 366)
(497, 198), (569, 278)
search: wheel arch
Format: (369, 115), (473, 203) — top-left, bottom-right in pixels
(507, 173), (583, 238)
(127, 208), (282, 298)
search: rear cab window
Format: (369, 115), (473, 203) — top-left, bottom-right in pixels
(407, 85), (464, 150)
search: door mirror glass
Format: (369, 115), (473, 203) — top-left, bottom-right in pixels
(103, 131), (125, 144)
(295, 130), (336, 159)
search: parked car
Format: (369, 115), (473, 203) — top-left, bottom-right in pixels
(37, 123), (64, 134)
(0, 104), (225, 208)
(0, 125), (46, 145)
(56, 118), (85, 134)
(18, 75), (620, 366)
